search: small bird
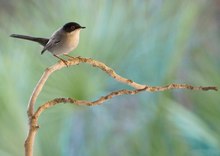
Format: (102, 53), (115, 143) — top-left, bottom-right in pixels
(10, 22), (86, 65)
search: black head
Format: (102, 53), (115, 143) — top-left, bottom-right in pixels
(62, 22), (86, 33)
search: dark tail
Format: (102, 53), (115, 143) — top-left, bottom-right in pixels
(10, 34), (49, 46)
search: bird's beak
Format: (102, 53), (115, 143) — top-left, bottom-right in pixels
(80, 26), (86, 29)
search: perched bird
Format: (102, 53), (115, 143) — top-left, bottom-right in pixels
(10, 22), (86, 65)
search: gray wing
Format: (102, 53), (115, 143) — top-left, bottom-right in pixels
(41, 29), (62, 54)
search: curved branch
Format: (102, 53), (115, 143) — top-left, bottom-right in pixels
(27, 57), (218, 116)
(34, 87), (148, 118)
(25, 56), (218, 156)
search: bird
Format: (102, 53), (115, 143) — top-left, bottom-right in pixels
(10, 22), (86, 65)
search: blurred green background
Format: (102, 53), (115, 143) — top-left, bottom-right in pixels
(0, 0), (220, 155)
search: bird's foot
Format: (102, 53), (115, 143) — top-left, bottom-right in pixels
(53, 54), (69, 67)
(61, 60), (69, 67)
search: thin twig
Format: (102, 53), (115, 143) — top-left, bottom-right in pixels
(34, 87), (148, 118)
(25, 57), (218, 156)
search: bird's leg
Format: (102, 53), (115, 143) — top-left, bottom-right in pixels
(64, 54), (76, 59)
(53, 54), (68, 66)
(64, 54), (82, 59)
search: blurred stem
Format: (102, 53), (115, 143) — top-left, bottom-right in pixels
(25, 57), (217, 156)
(25, 118), (39, 156)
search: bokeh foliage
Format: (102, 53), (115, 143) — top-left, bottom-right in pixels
(0, 0), (219, 156)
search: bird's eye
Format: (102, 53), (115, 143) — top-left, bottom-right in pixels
(71, 26), (75, 30)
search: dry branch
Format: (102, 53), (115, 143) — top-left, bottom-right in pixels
(25, 57), (218, 156)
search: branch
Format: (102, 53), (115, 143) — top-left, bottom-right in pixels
(25, 57), (218, 156)
(34, 87), (148, 118)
